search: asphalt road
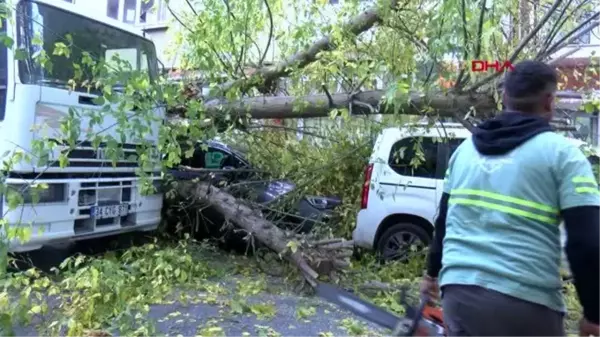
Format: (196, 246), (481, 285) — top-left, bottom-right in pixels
(10, 236), (386, 337)
(14, 288), (383, 337)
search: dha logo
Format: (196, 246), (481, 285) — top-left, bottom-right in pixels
(471, 60), (514, 73)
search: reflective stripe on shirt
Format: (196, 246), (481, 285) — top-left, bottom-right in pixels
(572, 176), (600, 195)
(449, 188), (559, 225)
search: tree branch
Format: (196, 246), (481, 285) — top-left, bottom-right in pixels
(208, 0), (410, 97)
(167, 4), (233, 73)
(221, 0), (245, 76)
(460, 0), (470, 54)
(538, 0), (576, 52)
(259, 0), (274, 66)
(455, 0), (487, 90)
(465, 0), (563, 92)
(538, 12), (599, 61)
(184, 0), (198, 16)
(473, 1), (487, 60)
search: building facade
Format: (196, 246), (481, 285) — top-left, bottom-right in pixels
(55, 0), (600, 77)
(58, 0), (356, 71)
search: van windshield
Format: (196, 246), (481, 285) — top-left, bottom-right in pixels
(16, 0), (157, 92)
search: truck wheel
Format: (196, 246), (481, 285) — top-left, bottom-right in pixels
(376, 223), (431, 262)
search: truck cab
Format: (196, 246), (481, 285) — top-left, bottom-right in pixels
(1, 0), (164, 252)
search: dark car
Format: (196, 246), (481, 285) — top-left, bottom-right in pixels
(168, 140), (342, 235)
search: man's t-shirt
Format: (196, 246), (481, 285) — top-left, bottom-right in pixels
(440, 132), (600, 313)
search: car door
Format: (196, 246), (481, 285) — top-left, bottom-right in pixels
(178, 143), (238, 182)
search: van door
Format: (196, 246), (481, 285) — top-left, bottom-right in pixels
(437, 137), (465, 201)
(381, 136), (442, 221)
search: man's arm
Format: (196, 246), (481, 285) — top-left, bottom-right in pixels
(426, 192), (449, 277)
(557, 145), (600, 325)
(562, 206), (599, 325)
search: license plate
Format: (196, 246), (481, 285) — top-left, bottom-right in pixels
(91, 204), (129, 219)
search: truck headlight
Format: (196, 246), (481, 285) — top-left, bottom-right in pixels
(7, 183), (67, 204)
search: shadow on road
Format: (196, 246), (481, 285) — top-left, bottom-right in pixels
(9, 232), (157, 273)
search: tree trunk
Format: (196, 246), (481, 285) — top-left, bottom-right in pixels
(176, 180), (353, 285)
(202, 90), (498, 119)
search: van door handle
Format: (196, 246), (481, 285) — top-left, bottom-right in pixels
(78, 95), (99, 106)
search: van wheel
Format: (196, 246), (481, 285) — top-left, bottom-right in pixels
(376, 223), (430, 262)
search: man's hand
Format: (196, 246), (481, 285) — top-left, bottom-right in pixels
(579, 318), (600, 336)
(419, 275), (439, 302)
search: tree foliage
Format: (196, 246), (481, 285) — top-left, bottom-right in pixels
(0, 0), (598, 334)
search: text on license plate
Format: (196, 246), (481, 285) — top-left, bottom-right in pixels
(91, 204), (129, 219)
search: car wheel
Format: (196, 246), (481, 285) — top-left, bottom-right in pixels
(376, 223), (431, 262)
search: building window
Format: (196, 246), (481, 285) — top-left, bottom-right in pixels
(389, 137), (440, 178)
(107, 0), (169, 25)
(107, 0), (119, 19)
(140, 0), (168, 24)
(139, 0), (153, 23)
(123, 0), (137, 24)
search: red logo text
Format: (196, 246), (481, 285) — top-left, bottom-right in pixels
(471, 60), (514, 73)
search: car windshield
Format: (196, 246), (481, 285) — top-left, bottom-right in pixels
(16, 0), (157, 93)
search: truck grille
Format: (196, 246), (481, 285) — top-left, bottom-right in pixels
(75, 180), (133, 232)
(49, 140), (158, 168)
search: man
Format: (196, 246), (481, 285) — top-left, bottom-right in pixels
(420, 60), (599, 336)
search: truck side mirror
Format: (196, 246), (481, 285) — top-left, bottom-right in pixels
(157, 58), (166, 75)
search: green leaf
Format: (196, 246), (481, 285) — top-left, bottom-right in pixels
(0, 33), (13, 49)
(286, 240), (299, 254)
(29, 305), (42, 314)
(13, 48), (28, 61)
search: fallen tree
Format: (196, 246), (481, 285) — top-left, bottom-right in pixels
(164, 0), (600, 286)
(1, 2), (598, 336)
(198, 89), (595, 121)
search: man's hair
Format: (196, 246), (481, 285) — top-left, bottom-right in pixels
(503, 60), (558, 112)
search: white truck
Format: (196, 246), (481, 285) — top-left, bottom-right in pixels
(0, 0), (164, 252)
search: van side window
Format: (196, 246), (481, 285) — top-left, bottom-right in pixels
(588, 155), (599, 179)
(448, 138), (464, 158)
(389, 137), (438, 178)
(0, 8), (7, 121)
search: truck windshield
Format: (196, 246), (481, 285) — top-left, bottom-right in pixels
(16, 0), (157, 93)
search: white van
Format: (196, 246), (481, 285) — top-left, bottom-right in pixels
(353, 122), (598, 270)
